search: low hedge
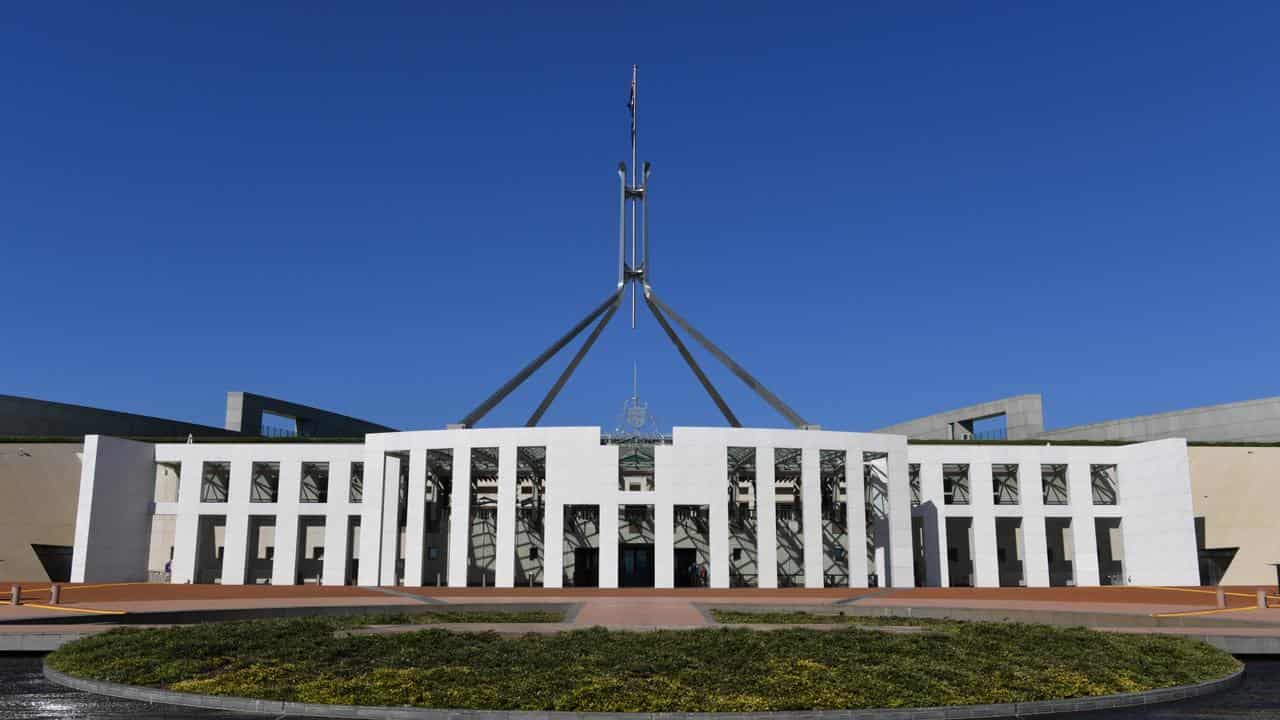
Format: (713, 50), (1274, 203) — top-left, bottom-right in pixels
(46, 617), (1239, 712)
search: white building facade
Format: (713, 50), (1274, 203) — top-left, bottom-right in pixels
(71, 427), (1200, 589)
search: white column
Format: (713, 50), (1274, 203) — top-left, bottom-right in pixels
(495, 445), (517, 588)
(544, 500), (564, 588)
(1019, 461), (1050, 588)
(170, 458), (202, 584)
(710, 456), (730, 588)
(756, 446), (778, 589)
(1068, 461), (1100, 586)
(321, 464), (349, 585)
(403, 449), (426, 586)
(378, 454), (403, 585)
(599, 503), (619, 588)
(917, 507), (942, 587)
(163, 448), (200, 584)
(970, 461), (999, 588)
(655, 501), (675, 589)
(801, 447), (823, 588)
(221, 513), (249, 586)
(447, 447), (472, 587)
(357, 443), (386, 586)
(272, 460), (302, 585)
(1022, 515), (1050, 587)
(846, 445), (868, 588)
(1072, 519), (1100, 585)
(885, 440), (916, 588)
(919, 460), (950, 587)
(220, 459), (252, 586)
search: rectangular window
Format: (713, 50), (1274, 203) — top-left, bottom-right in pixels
(349, 462), (364, 503)
(250, 462), (279, 503)
(1091, 464), (1119, 505)
(775, 448), (803, 588)
(425, 449), (454, 529)
(727, 447), (757, 526)
(1041, 464), (1068, 505)
(201, 462), (230, 503)
(469, 448), (499, 588)
(726, 447), (757, 588)
(301, 462), (329, 503)
(863, 452), (889, 520)
(261, 411), (297, 438)
(819, 449), (848, 589)
(617, 442), (655, 491)
(943, 464), (969, 505)
(516, 446), (545, 508)
(471, 448), (499, 508)
(908, 464), (921, 507)
(992, 464), (1019, 505)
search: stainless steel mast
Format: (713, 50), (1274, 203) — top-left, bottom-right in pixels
(457, 67), (811, 429)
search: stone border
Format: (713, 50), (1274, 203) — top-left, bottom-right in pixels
(44, 662), (1244, 720)
(713, 602), (1279, 629)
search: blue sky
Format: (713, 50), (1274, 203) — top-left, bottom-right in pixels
(2, 3), (1277, 433)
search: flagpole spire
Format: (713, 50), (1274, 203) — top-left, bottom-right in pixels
(630, 64), (637, 188)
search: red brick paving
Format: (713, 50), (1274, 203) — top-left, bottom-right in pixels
(572, 598), (709, 627)
(11, 582), (382, 604)
(878, 585), (1277, 607)
(5, 583), (1280, 626)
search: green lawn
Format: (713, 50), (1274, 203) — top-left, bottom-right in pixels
(46, 618), (1239, 712)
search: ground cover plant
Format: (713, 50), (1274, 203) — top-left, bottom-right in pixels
(47, 618), (1239, 712)
(712, 609), (946, 626)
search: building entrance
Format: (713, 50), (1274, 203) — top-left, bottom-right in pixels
(673, 547), (700, 587)
(573, 547), (599, 587)
(618, 544), (654, 587)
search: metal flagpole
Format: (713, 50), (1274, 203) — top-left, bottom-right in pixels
(646, 288), (811, 428)
(457, 65), (812, 430)
(526, 295), (622, 427)
(629, 64), (638, 329)
(644, 292), (741, 427)
(457, 288), (623, 427)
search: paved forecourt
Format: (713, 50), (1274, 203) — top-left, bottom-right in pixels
(6, 584), (1280, 650)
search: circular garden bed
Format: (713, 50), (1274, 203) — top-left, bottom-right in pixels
(45, 615), (1240, 713)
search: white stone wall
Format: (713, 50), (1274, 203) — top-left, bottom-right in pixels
(907, 439), (1199, 588)
(71, 428), (1197, 589)
(70, 436), (155, 583)
(152, 442), (366, 585)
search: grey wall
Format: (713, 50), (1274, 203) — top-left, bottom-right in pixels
(225, 392), (394, 437)
(876, 393), (1280, 443)
(874, 395), (1046, 440)
(0, 394), (235, 438)
(1038, 396), (1280, 443)
(2, 392), (392, 439)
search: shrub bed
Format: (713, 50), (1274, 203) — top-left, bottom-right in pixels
(46, 618), (1239, 712)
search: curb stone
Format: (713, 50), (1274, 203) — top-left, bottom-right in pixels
(43, 661), (1244, 720)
